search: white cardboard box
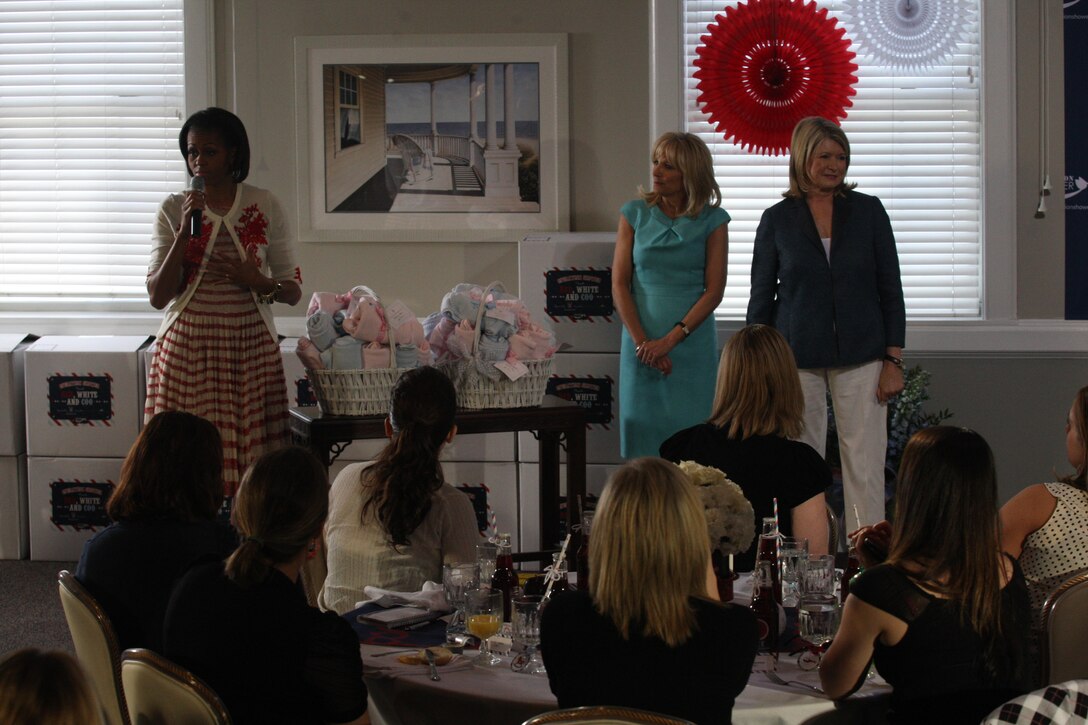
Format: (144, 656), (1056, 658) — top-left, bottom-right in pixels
(518, 462), (616, 551)
(518, 352), (621, 465)
(25, 336), (152, 458)
(0, 455), (28, 559)
(0, 334), (35, 456)
(329, 459), (521, 550)
(28, 456), (123, 562)
(518, 232), (619, 354)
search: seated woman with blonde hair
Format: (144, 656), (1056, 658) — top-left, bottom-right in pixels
(0, 648), (103, 725)
(661, 323), (830, 571)
(540, 457), (757, 725)
(164, 446), (369, 725)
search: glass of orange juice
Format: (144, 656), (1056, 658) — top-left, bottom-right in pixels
(465, 588), (504, 667)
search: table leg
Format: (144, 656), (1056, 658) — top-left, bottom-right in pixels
(563, 421), (587, 543)
(538, 429), (560, 551)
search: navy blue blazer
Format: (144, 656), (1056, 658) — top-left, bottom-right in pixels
(746, 189), (905, 369)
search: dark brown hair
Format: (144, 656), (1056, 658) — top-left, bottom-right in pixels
(106, 411), (223, 522)
(1059, 385), (1088, 490)
(179, 106), (251, 182)
(225, 446), (328, 589)
(0, 648), (102, 725)
(360, 366), (457, 548)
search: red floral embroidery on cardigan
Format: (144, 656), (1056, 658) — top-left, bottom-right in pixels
(236, 204), (269, 254)
(182, 220), (212, 287)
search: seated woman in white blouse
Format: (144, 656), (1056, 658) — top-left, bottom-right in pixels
(319, 367), (479, 614)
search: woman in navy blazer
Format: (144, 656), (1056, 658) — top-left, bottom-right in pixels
(747, 116), (905, 528)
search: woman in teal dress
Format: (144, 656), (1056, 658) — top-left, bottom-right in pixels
(612, 132), (730, 458)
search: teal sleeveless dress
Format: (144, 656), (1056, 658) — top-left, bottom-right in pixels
(618, 199), (730, 458)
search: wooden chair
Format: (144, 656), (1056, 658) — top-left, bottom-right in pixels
(1039, 569), (1088, 684)
(121, 648), (231, 725)
(57, 569), (129, 725)
(521, 705), (695, 725)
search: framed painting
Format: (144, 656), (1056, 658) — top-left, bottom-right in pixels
(293, 33), (569, 242)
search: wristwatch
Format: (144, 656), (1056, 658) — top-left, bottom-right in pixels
(258, 281), (282, 305)
(883, 354), (904, 369)
(674, 321), (691, 338)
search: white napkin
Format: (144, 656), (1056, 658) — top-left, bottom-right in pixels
(355, 581), (449, 611)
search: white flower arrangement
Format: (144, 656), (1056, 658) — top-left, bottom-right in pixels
(677, 460), (755, 557)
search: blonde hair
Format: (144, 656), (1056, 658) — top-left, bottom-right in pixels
(708, 324), (804, 439)
(0, 649), (103, 725)
(784, 116), (858, 198)
(639, 132), (721, 217)
(589, 457), (711, 647)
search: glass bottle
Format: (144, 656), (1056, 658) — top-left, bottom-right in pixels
(756, 517), (782, 605)
(548, 551), (570, 594)
(840, 541), (862, 605)
(575, 510), (594, 590)
(749, 558), (780, 670)
(490, 532), (519, 621)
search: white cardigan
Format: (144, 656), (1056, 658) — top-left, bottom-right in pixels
(149, 182), (300, 341)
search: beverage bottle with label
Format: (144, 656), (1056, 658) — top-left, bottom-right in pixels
(549, 551), (570, 593)
(840, 541), (862, 604)
(490, 532), (519, 621)
(755, 517), (782, 605)
(575, 510), (594, 590)
(749, 558), (780, 669)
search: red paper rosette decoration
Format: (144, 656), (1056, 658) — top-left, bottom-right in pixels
(694, 0), (859, 156)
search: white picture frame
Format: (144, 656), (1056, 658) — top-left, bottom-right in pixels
(293, 33), (570, 242)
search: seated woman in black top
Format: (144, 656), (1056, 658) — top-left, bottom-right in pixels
(661, 323), (830, 571)
(164, 446), (369, 725)
(821, 427), (1032, 723)
(540, 457), (758, 725)
(76, 411), (236, 651)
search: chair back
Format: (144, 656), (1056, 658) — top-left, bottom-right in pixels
(1040, 569), (1088, 684)
(57, 569), (129, 725)
(521, 705), (695, 725)
(121, 648), (231, 725)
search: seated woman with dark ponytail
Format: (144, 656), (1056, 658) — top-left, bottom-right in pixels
(320, 366), (478, 614)
(163, 446), (369, 725)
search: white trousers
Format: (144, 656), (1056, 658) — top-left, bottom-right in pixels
(798, 360), (887, 527)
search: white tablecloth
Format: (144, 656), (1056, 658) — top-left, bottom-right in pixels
(362, 643), (890, 725)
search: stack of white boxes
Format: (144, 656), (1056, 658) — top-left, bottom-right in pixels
(0, 334), (34, 559)
(24, 336), (151, 561)
(518, 233), (622, 550)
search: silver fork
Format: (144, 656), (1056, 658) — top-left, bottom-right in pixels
(764, 669), (825, 696)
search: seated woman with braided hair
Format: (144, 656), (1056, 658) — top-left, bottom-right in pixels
(320, 366), (478, 614)
(163, 446), (369, 725)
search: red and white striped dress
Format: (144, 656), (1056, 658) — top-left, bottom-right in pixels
(144, 228), (288, 498)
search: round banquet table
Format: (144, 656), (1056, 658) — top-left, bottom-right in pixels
(361, 642), (891, 725)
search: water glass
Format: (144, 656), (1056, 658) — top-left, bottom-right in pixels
(510, 596), (546, 675)
(442, 562), (477, 652)
(476, 541), (498, 587)
(803, 554), (837, 600)
(779, 537), (809, 607)
(799, 597), (839, 646)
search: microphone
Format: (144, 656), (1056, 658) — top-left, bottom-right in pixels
(189, 176), (205, 237)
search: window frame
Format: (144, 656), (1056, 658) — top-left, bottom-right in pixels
(648, 0), (1084, 354)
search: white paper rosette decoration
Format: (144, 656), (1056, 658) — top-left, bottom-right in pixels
(841, 0), (978, 71)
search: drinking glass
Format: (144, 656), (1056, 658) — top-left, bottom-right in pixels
(465, 588), (504, 667)
(510, 596), (546, 675)
(779, 536), (809, 607)
(797, 555), (840, 670)
(803, 555), (837, 600)
(442, 562), (477, 652)
(476, 541), (498, 588)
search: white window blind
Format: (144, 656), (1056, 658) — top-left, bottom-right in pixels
(0, 0), (185, 313)
(683, 0), (982, 320)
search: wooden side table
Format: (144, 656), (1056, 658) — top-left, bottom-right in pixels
(289, 396), (586, 556)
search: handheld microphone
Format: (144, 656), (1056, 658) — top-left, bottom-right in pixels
(189, 176), (205, 237)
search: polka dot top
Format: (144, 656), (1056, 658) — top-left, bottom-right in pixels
(1018, 481), (1088, 625)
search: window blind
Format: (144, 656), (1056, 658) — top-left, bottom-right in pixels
(0, 0), (185, 312)
(683, 0), (982, 320)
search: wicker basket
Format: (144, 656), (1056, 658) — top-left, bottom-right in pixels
(306, 288), (410, 416)
(440, 281), (554, 410)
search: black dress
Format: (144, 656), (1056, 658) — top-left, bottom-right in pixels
(163, 561), (368, 725)
(76, 518), (237, 651)
(660, 422), (831, 571)
(850, 561), (1032, 724)
(540, 590), (757, 725)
